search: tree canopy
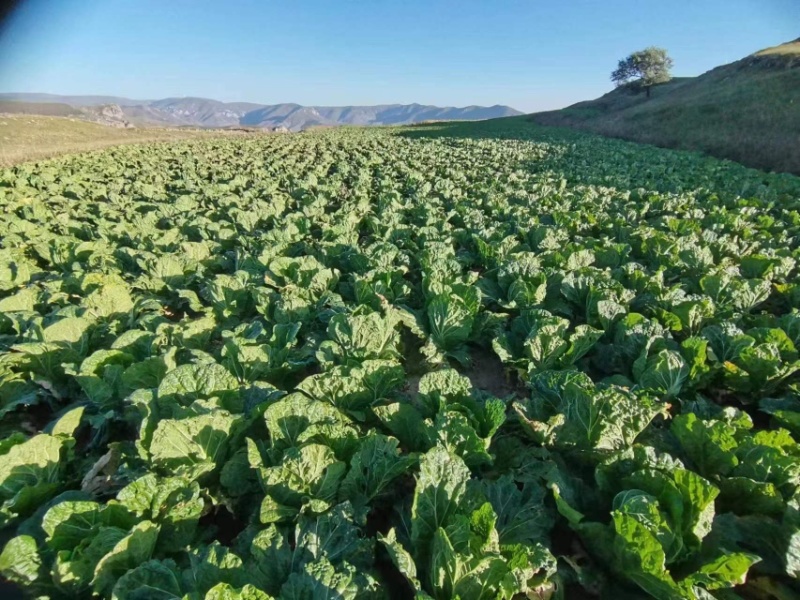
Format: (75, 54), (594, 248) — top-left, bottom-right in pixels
(611, 47), (673, 97)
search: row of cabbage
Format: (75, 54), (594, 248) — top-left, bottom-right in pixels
(0, 120), (800, 598)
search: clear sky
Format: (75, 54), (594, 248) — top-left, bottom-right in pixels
(0, 0), (796, 112)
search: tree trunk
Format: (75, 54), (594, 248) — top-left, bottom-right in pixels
(646, 86), (651, 98)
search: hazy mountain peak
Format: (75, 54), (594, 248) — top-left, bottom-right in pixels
(0, 93), (522, 130)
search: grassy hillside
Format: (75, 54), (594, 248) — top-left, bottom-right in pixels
(532, 38), (800, 174)
(0, 115), (245, 166)
(756, 38), (800, 57)
(0, 100), (83, 117)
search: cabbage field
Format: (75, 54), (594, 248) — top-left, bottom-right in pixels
(2, 119), (800, 599)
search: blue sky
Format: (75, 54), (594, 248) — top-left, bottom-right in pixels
(0, 0), (796, 112)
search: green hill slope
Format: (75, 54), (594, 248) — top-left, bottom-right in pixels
(0, 115), (234, 166)
(0, 100), (83, 117)
(532, 38), (800, 174)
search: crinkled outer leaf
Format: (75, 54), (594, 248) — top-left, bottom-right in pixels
(523, 315), (569, 372)
(680, 336), (711, 385)
(469, 502), (500, 554)
(428, 525), (510, 600)
(339, 433), (416, 508)
(495, 310), (569, 373)
(279, 558), (362, 600)
(0, 375), (40, 421)
(417, 368), (471, 407)
(671, 413), (739, 478)
(204, 582), (274, 600)
(717, 476), (785, 516)
(0, 287), (38, 312)
(613, 490), (680, 563)
(54, 526), (129, 593)
(84, 283), (134, 318)
(427, 293), (477, 353)
(731, 436), (800, 491)
(5, 348), (66, 396)
(247, 525), (293, 596)
(0, 433), (64, 519)
(116, 474), (159, 517)
(0, 535), (42, 587)
(111, 329), (156, 359)
(702, 323), (755, 363)
(0, 248), (36, 291)
(725, 343), (800, 394)
(597, 299), (627, 331)
(122, 357), (169, 391)
(760, 397), (800, 438)
(157, 363), (241, 412)
(266, 255), (337, 294)
(182, 542), (246, 594)
(566, 249), (596, 270)
(73, 348), (129, 407)
(625, 468), (719, 554)
(429, 527), (459, 599)
(454, 555), (511, 600)
(92, 520), (160, 596)
(442, 513), (471, 555)
(111, 559), (184, 600)
(637, 349), (688, 399)
(597, 445), (688, 494)
(500, 542), (558, 599)
(564, 324), (603, 365)
(263, 393), (352, 452)
(175, 314), (219, 350)
(357, 359), (406, 404)
(435, 410), (492, 469)
(596, 388), (667, 451)
(707, 513), (800, 578)
(297, 360), (404, 417)
(670, 469), (719, 549)
(372, 402), (433, 452)
(506, 276), (547, 309)
(321, 311), (401, 364)
(258, 444), (346, 522)
(42, 500), (134, 551)
(411, 446), (471, 566)
(481, 475), (553, 545)
(149, 411), (237, 471)
(477, 397), (506, 440)
(686, 552), (760, 591)
(611, 512), (682, 600)
(378, 528), (421, 589)
(43, 316), (92, 344)
(516, 379), (665, 453)
(143, 478), (205, 552)
(295, 502), (373, 569)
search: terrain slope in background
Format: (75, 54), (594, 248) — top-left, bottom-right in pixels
(0, 100), (83, 118)
(0, 93), (522, 130)
(0, 115), (235, 166)
(532, 38), (800, 174)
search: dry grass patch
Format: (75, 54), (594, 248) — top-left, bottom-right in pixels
(0, 115), (250, 166)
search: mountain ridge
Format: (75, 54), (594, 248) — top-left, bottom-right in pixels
(0, 93), (522, 130)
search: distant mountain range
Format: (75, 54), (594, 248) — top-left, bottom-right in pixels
(0, 93), (522, 130)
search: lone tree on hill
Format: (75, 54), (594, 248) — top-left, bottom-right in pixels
(611, 47), (673, 98)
